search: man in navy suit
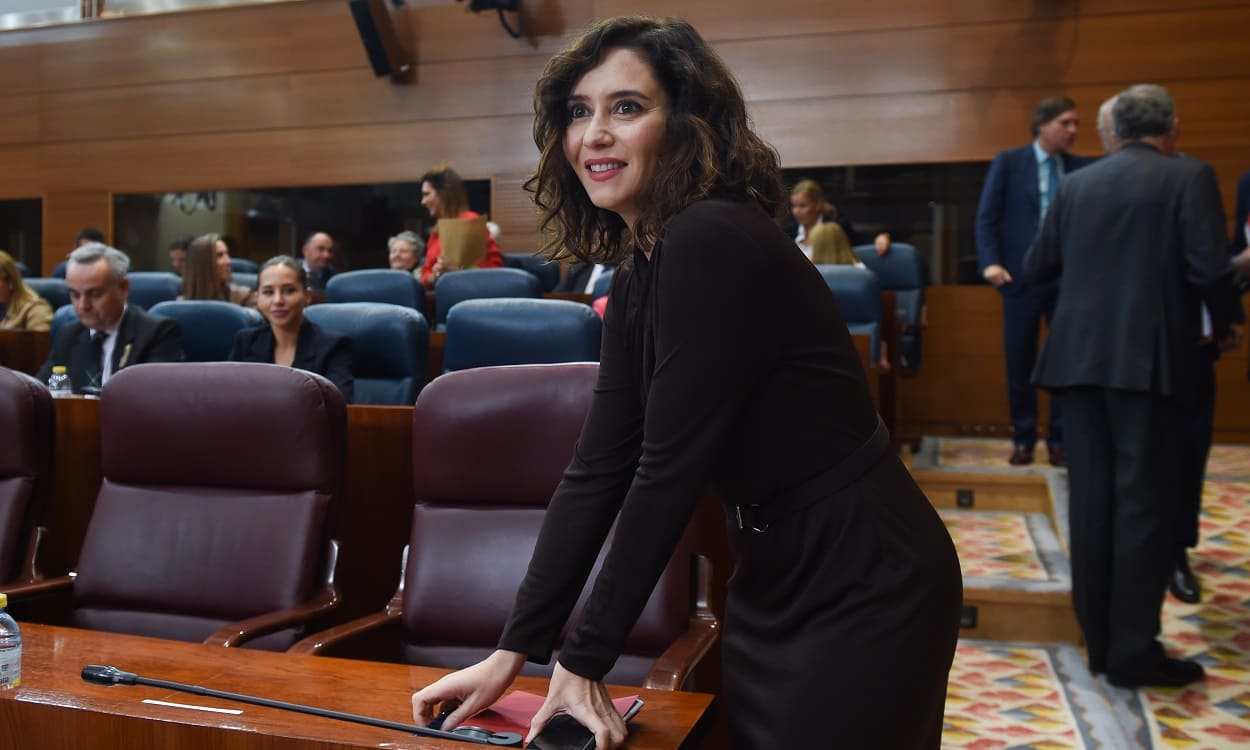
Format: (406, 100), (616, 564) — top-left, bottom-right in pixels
(976, 96), (1095, 466)
(301, 231), (337, 291)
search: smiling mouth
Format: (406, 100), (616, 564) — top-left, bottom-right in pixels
(586, 161), (625, 181)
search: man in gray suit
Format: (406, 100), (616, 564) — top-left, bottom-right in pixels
(1025, 84), (1243, 688)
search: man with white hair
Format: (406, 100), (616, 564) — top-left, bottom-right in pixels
(36, 243), (183, 394)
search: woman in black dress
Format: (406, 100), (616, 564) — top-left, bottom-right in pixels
(412, 17), (961, 749)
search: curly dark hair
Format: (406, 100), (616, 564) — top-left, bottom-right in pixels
(528, 16), (782, 264)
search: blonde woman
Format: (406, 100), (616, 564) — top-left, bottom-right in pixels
(809, 222), (863, 267)
(0, 250), (53, 331)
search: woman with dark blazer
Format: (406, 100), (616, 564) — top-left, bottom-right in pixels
(229, 255), (354, 403)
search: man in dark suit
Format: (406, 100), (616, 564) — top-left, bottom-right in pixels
(1025, 84), (1243, 688)
(976, 96), (1095, 466)
(301, 231), (337, 291)
(36, 243), (184, 394)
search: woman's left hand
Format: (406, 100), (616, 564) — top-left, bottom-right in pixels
(526, 663), (627, 749)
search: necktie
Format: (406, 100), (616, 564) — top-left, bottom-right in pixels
(1044, 155), (1060, 215)
(85, 330), (106, 391)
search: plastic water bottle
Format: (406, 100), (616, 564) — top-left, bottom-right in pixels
(47, 365), (72, 398)
(0, 593), (20, 690)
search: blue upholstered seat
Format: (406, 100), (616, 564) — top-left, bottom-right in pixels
(304, 302), (429, 405)
(230, 258), (260, 274)
(502, 252), (561, 292)
(50, 305), (78, 342)
(148, 301), (263, 362)
(325, 269), (424, 311)
(14, 261), (33, 278)
(25, 278), (70, 310)
(51, 261), (67, 279)
(433, 267), (543, 328)
(853, 243), (926, 374)
(443, 298), (602, 373)
(816, 265), (882, 361)
(126, 272), (182, 311)
(232, 272), (258, 290)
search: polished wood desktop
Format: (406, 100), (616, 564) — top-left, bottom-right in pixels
(0, 623), (713, 750)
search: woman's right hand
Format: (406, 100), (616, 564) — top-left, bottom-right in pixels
(411, 649), (527, 729)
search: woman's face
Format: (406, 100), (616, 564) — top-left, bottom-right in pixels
(562, 47), (669, 233)
(389, 240), (418, 270)
(257, 264), (308, 331)
(421, 181), (444, 219)
(214, 240), (233, 283)
(790, 192), (821, 229)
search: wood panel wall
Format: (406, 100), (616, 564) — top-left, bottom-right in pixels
(1, 0), (1247, 271)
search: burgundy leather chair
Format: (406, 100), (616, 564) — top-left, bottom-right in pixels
(290, 363), (718, 690)
(0, 368), (54, 588)
(7, 362), (347, 650)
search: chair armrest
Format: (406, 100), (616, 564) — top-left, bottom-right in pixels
(1, 572), (73, 599)
(203, 583), (340, 648)
(286, 607), (402, 656)
(642, 556), (721, 691)
(16, 526), (47, 583)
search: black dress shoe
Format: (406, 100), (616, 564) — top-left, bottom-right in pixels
(1047, 446), (1066, 467)
(1170, 555), (1201, 604)
(1108, 657), (1205, 688)
(1008, 445), (1034, 466)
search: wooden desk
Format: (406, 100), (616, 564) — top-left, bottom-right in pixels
(0, 330), (50, 376)
(0, 623), (712, 749)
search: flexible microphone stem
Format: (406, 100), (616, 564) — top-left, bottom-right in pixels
(81, 664), (522, 746)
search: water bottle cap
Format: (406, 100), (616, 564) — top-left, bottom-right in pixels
(52, 366), (67, 374)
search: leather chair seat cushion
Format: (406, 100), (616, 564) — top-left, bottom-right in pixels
(73, 481), (329, 621)
(101, 363), (345, 491)
(0, 478), (31, 583)
(411, 364), (598, 505)
(443, 299), (602, 372)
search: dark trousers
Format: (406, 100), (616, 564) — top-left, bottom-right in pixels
(1001, 283), (1062, 448)
(1065, 387), (1182, 674)
(1176, 348), (1217, 553)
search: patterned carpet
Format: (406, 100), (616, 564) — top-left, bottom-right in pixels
(935, 439), (1250, 749)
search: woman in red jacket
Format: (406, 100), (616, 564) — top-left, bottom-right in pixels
(418, 165), (504, 288)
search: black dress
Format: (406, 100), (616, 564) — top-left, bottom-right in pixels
(499, 198), (961, 748)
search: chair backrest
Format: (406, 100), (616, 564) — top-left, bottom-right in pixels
(502, 253), (561, 292)
(230, 258), (259, 274)
(853, 243), (925, 372)
(51, 261), (67, 279)
(14, 261), (33, 277)
(325, 269), (425, 311)
(0, 369), (53, 585)
(443, 298), (601, 373)
(232, 272), (258, 290)
(817, 265), (882, 359)
(148, 301), (264, 362)
(304, 302), (429, 405)
(404, 364), (695, 686)
(126, 272), (182, 311)
(591, 269), (614, 300)
(71, 362), (346, 649)
(433, 268), (543, 326)
(25, 278), (70, 310)
(50, 305), (78, 342)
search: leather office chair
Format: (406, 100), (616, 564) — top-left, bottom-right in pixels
(326, 269), (425, 312)
(148, 301), (264, 362)
(854, 243), (927, 375)
(6, 362), (347, 650)
(290, 364), (718, 690)
(433, 268), (543, 329)
(230, 258), (260, 274)
(126, 272), (182, 311)
(51, 262), (67, 279)
(304, 302), (429, 405)
(24, 278), (70, 310)
(502, 252), (561, 292)
(14, 261), (33, 278)
(232, 272), (258, 290)
(442, 298), (601, 372)
(0, 369), (53, 588)
(817, 265), (883, 361)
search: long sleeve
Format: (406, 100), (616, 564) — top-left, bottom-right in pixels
(975, 152), (1010, 272)
(321, 335), (355, 404)
(1181, 161), (1238, 338)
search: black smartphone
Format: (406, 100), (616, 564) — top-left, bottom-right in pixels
(526, 700), (644, 750)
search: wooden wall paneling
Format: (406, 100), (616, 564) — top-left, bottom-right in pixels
(41, 191), (111, 273)
(491, 174), (544, 253)
(0, 144), (40, 199)
(400, 0), (592, 64)
(0, 38), (41, 98)
(0, 93), (38, 145)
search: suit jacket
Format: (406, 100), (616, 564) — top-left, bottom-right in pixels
(1024, 142), (1240, 398)
(1232, 167), (1250, 254)
(306, 265), (337, 292)
(976, 144), (1095, 294)
(0, 294), (53, 332)
(35, 305), (184, 393)
(229, 319), (354, 403)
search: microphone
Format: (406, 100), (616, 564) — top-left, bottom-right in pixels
(79, 664), (522, 746)
(81, 665), (138, 686)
